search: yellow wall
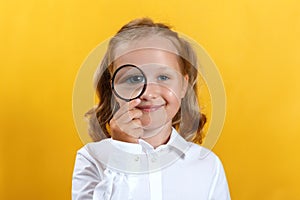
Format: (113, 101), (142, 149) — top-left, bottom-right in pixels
(1, 0), (300, 199)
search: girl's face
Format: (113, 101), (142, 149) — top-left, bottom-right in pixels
(113, 48), (189, 137)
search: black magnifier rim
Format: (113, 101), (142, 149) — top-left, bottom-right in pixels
(111, 64), (147, 102)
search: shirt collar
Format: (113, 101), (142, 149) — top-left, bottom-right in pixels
(138, 127), (190, 155)
(86, 127), (191, 174)
(110, 127), (190, 156)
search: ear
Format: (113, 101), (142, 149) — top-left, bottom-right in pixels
(180, 74), (189, 98)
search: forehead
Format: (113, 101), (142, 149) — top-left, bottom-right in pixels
(113, 48), (181, 72)
(112, 35), (181, 71)
(113, 35), (179, 58)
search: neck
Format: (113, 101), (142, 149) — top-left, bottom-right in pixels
(141, 123), (172, 148)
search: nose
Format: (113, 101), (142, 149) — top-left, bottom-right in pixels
(139, 82), (160, 100)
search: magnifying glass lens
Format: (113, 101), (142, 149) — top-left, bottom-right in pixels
(112, 65), (146, 101)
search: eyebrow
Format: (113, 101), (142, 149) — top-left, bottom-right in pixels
(143, 66), (180, 75)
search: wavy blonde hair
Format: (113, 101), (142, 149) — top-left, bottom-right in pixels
(85, 18), (206, 144)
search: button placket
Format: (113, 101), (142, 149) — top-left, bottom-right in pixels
(134, 156), (140, 162)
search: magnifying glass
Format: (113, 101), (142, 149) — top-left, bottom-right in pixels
(111, 64), (147, 102)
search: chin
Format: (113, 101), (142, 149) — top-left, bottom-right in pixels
(141, 122), (172, 138)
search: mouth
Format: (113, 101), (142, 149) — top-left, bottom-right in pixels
(136, 104), (164, 113)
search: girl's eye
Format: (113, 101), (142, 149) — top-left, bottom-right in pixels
(157, 75), (169, 81)
(126, 75), (145, 84)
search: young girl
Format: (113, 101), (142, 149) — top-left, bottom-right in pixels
(72, 18), (230, 200)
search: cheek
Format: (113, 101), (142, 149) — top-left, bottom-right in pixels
(163, 89), (182, 115)
(163, 83), (184, 103)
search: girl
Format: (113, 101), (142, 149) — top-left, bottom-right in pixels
(72, 18), (230, 200)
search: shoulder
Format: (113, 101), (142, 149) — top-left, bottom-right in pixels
(73, 139), (115, 177)
(182, 143), (229, 188)
(77, 139), (112, 155)
(184, 142), (223, 167)
(74, 139), (113, 169)
(185, 144), (231, 199)
(169, 129), (223, 168)
(187, 142), (218, 158)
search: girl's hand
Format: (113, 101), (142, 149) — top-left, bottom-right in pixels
(109, 99), (143, 143)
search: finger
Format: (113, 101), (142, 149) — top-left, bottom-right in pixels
(121, 122), (144, 138)
(117, 108), (143, 124)
(113, 110), (142, 134)
(109, 117), (143, 139)
(110, 109), (143, 132)
(113, 98), (141, 119)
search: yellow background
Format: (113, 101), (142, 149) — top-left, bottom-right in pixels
(1, 0), (299, 199)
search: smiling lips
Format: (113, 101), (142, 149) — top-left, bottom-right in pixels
(136, 104), (164, 112)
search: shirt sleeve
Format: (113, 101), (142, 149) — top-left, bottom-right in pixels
(208, 156), (231, 200)
(72, 146), (131, 200)
(72, 148), (101, 200)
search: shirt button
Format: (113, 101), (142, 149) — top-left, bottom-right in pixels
(160, 149), (166, 153)
(134, 156), (140, 161)
(151, 157), (157, 162)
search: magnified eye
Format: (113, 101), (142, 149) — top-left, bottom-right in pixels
(125, 75), (145, 84)
(157, 75), (170, 81)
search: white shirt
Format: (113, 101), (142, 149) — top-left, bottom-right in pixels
(72, 128), (231, 200)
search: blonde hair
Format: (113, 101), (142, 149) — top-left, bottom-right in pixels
(85, 18), (206, 144)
